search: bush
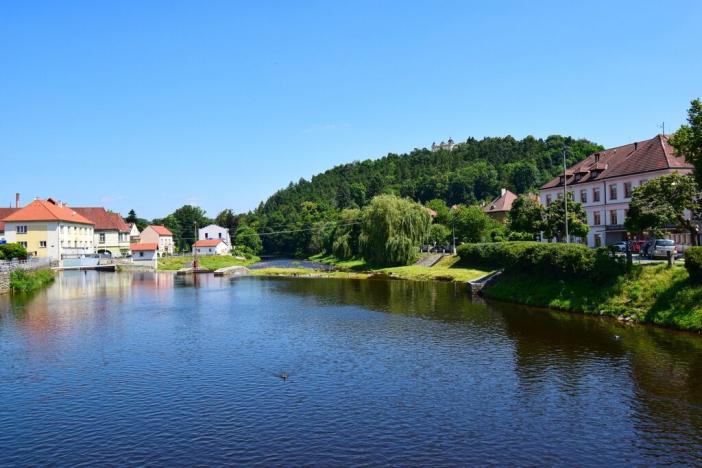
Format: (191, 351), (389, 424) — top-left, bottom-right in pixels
(457, 241), (625, 281)
(685, 247), (702, 282)
(10, 269), (54, 293)
(0, 243), (28, 260)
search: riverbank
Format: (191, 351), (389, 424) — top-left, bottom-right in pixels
(157, 254), (259, 271)
(483, 263), (702, 332)
(8, 269), (55, 294)
(308, 254), (489, 282)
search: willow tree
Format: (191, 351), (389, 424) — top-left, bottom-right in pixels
(359, 195), (431, 266)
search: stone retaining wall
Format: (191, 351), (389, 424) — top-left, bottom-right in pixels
(0, 258), (52, 294)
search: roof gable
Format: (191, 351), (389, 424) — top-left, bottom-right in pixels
(73, 207), (130, 232)
(484, 189), (518, 213)
(146, 225), (173, 236)
(2, 199), (94, 225)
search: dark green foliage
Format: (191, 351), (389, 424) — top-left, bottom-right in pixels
(508, 195), (544, 238)
(451, 205), (493, 243)
(124, 209), (148, 231)
(10, 269), (54, 293)
(457, 241), (625, 281)
(214, 209), (244, 234)
(329, 209), (362, 260)
(670, 98), (702, 186)
(685, 247), (702, 282)
(0, 243), (28, 260)
(252, 134), (601, 256)
(625, 173), (701, 245)
(428, 223), (451, 245)
(359, 195), (431, 266)
(234, 225), (262, 255)
(543, 197), (589, 241)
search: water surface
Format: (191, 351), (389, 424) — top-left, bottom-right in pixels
(1, 271), (701, 465)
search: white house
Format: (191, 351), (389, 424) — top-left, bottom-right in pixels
(193, 239), (231, 255)
(128, 223), (141, 243)
(539, 135), (694, 247)
(2, 198), (95, 259)
(130, 243), (158, 268)
(198, 224), (231, 245)
(139, 225), (174, 256)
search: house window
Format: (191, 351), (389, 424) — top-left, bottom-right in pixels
(593, 187), (601, 202)
(99, 233), (106, 243)
(610, 210), (618, 225)
(139, 252), (144, 257)
(594, 234), (602, 247)
(610, 184), (618, 200)
(624, 182), (632, 198)
(580, 189), (587, 203)
(218, 232), (222, 238)
(19, 241), (27, 248)
(546, 195), (552, 206)
(205, 232), (209, 239)
(593, 211), (601, 226)
(40, 241), (47, 248)
(17, 225), (27, 234)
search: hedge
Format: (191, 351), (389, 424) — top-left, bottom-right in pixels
(457, 241), (626, 281)
(685, 247), (702, 282)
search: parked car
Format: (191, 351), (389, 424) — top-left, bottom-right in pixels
(610, 241), (630, 253)
(641, 239), (654, 257)
(648, 239), (677, 259)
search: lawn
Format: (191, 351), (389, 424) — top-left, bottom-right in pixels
(157, 254), (259, 271)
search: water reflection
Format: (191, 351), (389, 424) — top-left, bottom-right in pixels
(0, 272), (701, 465)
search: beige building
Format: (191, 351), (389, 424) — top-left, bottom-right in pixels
(2, 198), (95, 259)
(139, 225), (175, 256)
(74, 207), (131, 257)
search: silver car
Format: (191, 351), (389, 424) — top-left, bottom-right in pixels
(649, 239), (677, 259)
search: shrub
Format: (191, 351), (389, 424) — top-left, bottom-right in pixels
(0, 243), (28, 260)
(685, 247), (702, 282)
(457, 241), (624, 281)
(10, 269), (54, 293)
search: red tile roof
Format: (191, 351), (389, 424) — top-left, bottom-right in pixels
(2, 199), (94, 225)
(147, 225), (173, 236)
(131, 243), (158, 251)
(73, 207), (130, 232)
(484, 189), (518, 214)
(0, 208), (19, 231)
(541, 135), (693, 190)
(194, 239), (225, 247)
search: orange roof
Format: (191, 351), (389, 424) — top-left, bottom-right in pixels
(194, 239), (225, 247)
(74, 207), (130, 232)
(147, 225), (173, 236)
(484, 189), (518, 214)
(541, 135), (693, 190)
(131, 243), (158, 251)
(0, 208), (19, 231)
(2, 199), (94, 225)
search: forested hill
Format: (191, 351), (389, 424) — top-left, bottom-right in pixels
(254, 135), (603, 255)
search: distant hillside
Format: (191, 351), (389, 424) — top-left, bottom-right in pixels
(253, 135), (603, 256)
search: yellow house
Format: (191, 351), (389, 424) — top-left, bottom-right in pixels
(2, 198), (95, 259)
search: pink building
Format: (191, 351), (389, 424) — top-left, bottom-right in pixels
(139, 225), (174, 256)
(539, 135), (693, 247)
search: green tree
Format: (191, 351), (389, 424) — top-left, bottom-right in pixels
(625, 173), (700, 245)
(543, 197), (589, 242)
(451, 205), (492, 243)
(505, 161), (540, 193)
(425, 199), (451, 225)
(359, 195), (431, 266)
(214, 209), (241, 234)
(330, 208), (362, 259)
(235, 225), (263, 254)
(508, 195), (544, 238)
(124, 209), (148, 231)
(171, 205), (211, 251)
(0, 243), (28, 260)
(125, 209), (137, 224)
(670, 98), (702, 186)
(428, 223), (451, 246)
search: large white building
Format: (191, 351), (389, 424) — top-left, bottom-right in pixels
(2, 198), (95, 259)
(539, 135), (694, 247)
(198, 224), (231, 245)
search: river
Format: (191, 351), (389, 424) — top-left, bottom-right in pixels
(1, 271), (701, 465)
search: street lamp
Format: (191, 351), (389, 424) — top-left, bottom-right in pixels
(563, 146), (569, 243)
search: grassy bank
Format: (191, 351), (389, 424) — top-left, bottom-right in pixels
(310, 253), (489, 282)
(483, 264), (702, 331)
(158, 255), (259, 271)
(10, 269), (55, 294)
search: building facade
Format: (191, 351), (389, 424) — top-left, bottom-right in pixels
(539, 135), (693, 247)
(139, 225), (175, 256)
(193, 239), (231, 255)
(431, 138), (456, 152)
(484, 188), (518, 222)
(198, 224), (231, 245)
(130, 243), (158, 268)
(2, 198), (95, 259)
(74, 207), (131, 257)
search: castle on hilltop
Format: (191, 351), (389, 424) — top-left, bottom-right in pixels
(431, 138), (456, 152)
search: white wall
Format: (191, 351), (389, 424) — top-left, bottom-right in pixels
(199, 224), (231, 245)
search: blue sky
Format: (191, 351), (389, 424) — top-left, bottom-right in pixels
(1, 1), (700, 219)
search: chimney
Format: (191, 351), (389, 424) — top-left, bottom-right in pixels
(501, 188), (507, 196)
(15, 193), (19, 208)
(634, 141), (638, 150)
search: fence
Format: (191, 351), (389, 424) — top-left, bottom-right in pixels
(0, 257), (52, 272)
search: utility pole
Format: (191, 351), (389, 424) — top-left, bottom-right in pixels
(563, 147), (569, 243)
(193, 221), (198, 269)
